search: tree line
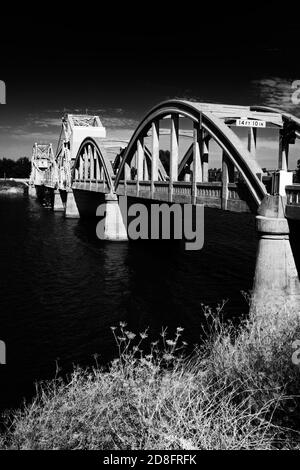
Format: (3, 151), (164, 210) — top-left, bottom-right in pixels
(0, 157), (31, 178)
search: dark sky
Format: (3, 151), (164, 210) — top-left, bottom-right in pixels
(1, 4), (300, 159)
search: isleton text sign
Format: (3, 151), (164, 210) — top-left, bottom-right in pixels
(236, 118), (266, 128)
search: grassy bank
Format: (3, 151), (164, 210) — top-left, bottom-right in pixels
(1, 302), (300, 450)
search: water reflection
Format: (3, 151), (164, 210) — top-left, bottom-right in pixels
(0, 194), (256, 411)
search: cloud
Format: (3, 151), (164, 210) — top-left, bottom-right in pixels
(28, 117), (61, 128)
(252, 77), (300, 116)
(44, 107), (126, 116)
(0, 106), (138, 158)
(101, 117), (139, 129)
(22, 109), (136, 131)
(171, 95), (203, 102)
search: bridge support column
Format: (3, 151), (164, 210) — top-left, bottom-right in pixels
(250, 195), (300, 316)
(53, 189), (64, 211)
(98, 193), (128, 241)
(202, 136), (209, 183)
(28, 184), (37, 198)
(221, 153), (234, 210)
(271, 170), (293, 196)
(65, 189), (80, 218)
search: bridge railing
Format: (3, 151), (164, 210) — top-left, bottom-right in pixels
(72, 178), (110, 193)
(115, 180), (250, 211)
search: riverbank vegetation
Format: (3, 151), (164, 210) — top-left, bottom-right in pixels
(0, 157), (31, 179)
(1, 301), (300, 450)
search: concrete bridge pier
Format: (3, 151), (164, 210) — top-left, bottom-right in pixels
(53, 189), (64, 212)
(251, 195), (300, 316)
(96, 193), (128, 241)
(65, 189), (80, 218)
(28, 184), (37, 198)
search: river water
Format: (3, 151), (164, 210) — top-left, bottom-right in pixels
(0, 192), (257, 412)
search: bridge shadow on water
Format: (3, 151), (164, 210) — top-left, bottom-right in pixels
(74, 207), (257, 341)
(0, 194), (257, 414)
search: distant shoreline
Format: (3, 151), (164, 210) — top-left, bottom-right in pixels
(0, 180), (27, 194)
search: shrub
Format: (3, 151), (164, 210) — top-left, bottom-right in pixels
(1, 303), (300, 450)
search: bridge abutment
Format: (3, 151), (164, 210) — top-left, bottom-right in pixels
(28, 185), (37, 198)
(65, 189), (80, 218)
(251, 195), (300, 315)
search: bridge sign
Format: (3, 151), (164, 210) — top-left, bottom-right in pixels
(236, 118), (266, 128)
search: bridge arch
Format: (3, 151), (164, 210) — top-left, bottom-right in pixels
(72, 137), (114, 193)
(114, 100), (267, 210)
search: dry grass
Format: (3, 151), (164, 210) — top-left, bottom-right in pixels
(1, 302), (300, 450)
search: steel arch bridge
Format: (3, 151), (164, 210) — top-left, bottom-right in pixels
(72, 137), (115, 194)
(66, 99), (300, 215)
(30, 99), (300, 217)
(113, 100), (269, 212)
(28, 99), (300, 311)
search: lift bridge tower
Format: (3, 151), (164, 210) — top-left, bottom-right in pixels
(28, 143), (55, 197)
(42, 113), (106, 216)
(55, 114), (106, 190)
